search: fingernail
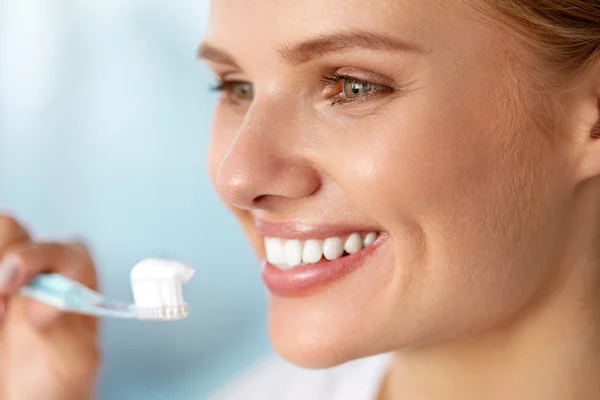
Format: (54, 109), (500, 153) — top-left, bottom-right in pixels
(0, 256), (21, 289)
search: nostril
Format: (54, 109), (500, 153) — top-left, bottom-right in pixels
(253, 194), (268, 205)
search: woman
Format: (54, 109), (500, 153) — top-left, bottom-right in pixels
(2, 0), (600, 399)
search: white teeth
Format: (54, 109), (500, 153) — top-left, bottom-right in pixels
(363, 232), (378, 247)
(265, 231), (380, 270)
(284, 239), (303, 267)
(344, 232), (363, 254)
(302, 239), (323, 264)
(323, 237), (344, 260)
(264, 238), (285, 266)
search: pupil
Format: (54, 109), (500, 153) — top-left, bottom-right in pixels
(237, 84), (252, 99)
(351, 83), (361, 95)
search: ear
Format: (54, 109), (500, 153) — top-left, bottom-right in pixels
(576, 95), (600, 181)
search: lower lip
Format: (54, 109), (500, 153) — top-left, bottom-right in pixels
(260, 235), (387, 297)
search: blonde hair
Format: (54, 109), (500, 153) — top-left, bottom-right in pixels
(461, 1), (599, 138)
(481, 1), (600, 89)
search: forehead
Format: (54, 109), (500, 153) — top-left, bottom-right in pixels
(206, 0), (473, 51)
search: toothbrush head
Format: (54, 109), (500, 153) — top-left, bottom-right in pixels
(130, 258), (195, 321)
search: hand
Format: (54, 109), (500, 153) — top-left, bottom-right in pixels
(0, 215), (100, 400)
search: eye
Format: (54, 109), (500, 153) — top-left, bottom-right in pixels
(321, 73), (393, 106)
(211, 80), (255, 103)
(231, 82), (254, 100)
(343, 80), (369, 98)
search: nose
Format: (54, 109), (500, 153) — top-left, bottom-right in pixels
(214, 102), (321, 211)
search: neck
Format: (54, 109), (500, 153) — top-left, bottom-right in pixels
(386, 305), (600, 399)
(383, 192), (600, 400)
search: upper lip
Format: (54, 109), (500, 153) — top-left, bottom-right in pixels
(254, 217), (383, 240)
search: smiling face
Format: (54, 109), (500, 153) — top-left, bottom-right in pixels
(202, 0), (582, 367)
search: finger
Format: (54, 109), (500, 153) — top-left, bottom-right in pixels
(0, 240), (98, 329)
(0, 216), (30, 289)
(26, 297), (98, 331)
(0, 240), (97, 293)
(28, 242), (98, 330)
(0, 215), (30, 251)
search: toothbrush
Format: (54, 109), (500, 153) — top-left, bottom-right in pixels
(19, 258), (195, 321)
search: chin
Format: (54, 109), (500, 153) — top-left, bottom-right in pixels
(265, 293), (395, 369)
(268, 321), (360, 369)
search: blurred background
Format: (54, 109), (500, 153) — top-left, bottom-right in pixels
(0, 1), (271, 398)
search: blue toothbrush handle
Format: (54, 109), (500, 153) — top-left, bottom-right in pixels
(20, 273), (135, 319)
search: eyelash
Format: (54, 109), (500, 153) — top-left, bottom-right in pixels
(320, 73), (392, 106)
(210, 81), (241, 92)
(209, 80), (251, 101)
(210, 73), (393, 107)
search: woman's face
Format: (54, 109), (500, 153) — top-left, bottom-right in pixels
(203, 0), (577, 367)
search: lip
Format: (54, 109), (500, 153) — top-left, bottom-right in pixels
(260, 233), (388, 297)
(254, 217), (382, 240)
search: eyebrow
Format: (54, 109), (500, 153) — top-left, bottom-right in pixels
(198, 30), (421, 67)
(197, 43), (240, 68)
(278, 30), (422, 64)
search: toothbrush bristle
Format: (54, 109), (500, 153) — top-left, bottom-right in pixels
(135, 304), (189, 321)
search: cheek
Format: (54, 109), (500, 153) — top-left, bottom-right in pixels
(319, 79), (561, 342)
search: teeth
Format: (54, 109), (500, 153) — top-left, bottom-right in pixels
(264, 238), (285, 266)
(323, 237), (344, 260)
(363, 232), (377, 247)
(264, 231), (380, 270)
(284, 239), (303, 267)
(302, 239), (323, 264)
(344, 232), (363, 254)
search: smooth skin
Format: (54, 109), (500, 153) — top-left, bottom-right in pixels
(0, 216), (99, 400)
(203, 0), (600, 399)
(3, 1), (600, 399)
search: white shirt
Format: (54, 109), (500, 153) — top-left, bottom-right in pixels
(208, 353), (392, 400)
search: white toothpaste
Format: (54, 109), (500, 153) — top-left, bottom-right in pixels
(130, 258), (195, 320)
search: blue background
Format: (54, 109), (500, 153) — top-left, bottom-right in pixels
(0, 1), (271, 398)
